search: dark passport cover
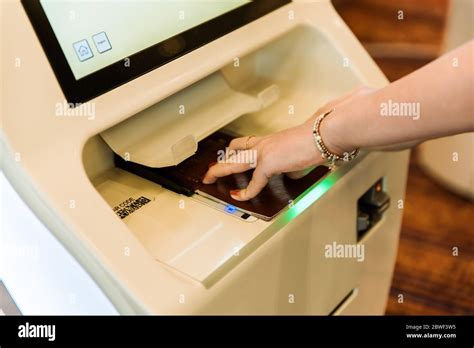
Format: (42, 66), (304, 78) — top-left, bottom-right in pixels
(115, 132), (329, 220)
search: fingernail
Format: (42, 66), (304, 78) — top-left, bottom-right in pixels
(208, 161), (217, 168)
(230, 189), (240, 198)
(202, 175), (211, 184)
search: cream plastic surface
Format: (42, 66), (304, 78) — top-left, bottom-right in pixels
(91, 25), (362, 285)
(100, 72), (280, 167)
(2, 0), (410, 314)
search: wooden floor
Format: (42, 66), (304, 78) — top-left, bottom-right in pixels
(332, 0), (474, 315)
(387, 156), (474, 315)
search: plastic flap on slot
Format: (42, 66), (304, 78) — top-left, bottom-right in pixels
(100, 72), (278, 168)
(258, 84), (280, 108)
(171, 135), (198, 164)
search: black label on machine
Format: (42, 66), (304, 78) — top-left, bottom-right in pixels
(113, 196), (151, 219)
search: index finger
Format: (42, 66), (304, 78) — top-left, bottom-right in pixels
(202, 161), (253, 184)
(230, 167), (269, 201)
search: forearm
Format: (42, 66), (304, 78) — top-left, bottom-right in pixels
(324, 40), (474, 153)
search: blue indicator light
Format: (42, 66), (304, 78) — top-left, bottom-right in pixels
(225, 204), (237, 213)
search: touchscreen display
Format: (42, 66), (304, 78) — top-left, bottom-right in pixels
(23, 0), (290, 103)
(40, 0), (250, 80)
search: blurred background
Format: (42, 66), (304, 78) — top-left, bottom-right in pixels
(332, 0), (473, 315)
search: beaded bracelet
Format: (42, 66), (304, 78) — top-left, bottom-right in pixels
(312, 109), (359, 169)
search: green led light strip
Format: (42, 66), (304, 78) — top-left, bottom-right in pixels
(280, 170), (341, 223)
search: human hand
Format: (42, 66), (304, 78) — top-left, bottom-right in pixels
(202, 86), (372, 201)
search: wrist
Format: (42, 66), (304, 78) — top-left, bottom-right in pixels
(319, 108), (354, 155)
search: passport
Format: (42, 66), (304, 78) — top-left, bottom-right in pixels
(115, 131), (329, 220)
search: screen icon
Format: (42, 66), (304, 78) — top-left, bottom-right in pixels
(92, 32), (112, 54)
(73, 39), (93, 62)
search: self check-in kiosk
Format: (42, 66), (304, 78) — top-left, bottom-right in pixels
(1, 0), (410, 314)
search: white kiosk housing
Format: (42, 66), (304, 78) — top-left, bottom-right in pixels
(1, 0), (409, 314)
